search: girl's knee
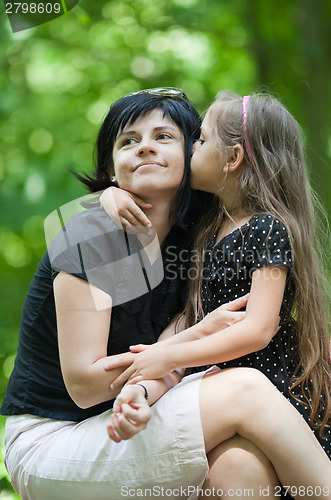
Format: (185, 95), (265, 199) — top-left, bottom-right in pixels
(210, 435), (272, 469)
(205, 367), (272, 396)
(199, 367), (275, 435)
(207, 436), (278, 487)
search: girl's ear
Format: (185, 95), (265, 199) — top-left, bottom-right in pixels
(223, 144), (244, 174)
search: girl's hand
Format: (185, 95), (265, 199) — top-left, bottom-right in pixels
(200, 294), (249, 334)
(100, 186), (152, 231)
(107, 384), (152, 442)
(109, 345), (173, 390)
(104, 351), (136, 371)
(129, 344), (150, 353)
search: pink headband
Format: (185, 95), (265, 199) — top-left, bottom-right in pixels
(242, 95), (253, 165)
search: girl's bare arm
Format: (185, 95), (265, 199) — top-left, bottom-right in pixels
(109, 266), (286, 387)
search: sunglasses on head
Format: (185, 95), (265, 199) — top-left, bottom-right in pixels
(126, 87), (188, 100)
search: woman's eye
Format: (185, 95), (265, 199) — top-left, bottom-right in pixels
(121, 138), (137, 147)
(197, 138), (205, 145)
(157, 133), (172, 140)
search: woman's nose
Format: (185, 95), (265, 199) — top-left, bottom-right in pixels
(136, 139), (156, 156)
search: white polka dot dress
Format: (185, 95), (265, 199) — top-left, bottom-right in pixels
(196, 214), (331, 458)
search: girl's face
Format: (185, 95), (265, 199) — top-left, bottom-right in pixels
(190, 112), (228, 195)
(112, 109), (185, 201)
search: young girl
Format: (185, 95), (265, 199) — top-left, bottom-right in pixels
(105, 91), (331, 459)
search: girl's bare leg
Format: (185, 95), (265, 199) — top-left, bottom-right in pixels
(199, 368), (331, 500)
(199, 435), (279, 499)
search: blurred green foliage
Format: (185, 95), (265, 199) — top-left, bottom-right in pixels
(1, 0), (330, 496)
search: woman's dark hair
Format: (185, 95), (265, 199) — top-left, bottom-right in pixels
(74, 92), (209, 226)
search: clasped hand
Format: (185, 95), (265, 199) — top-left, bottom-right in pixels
(107, 384), (152, 442)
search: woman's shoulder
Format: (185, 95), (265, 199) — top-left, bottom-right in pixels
(47, 206), (127, 275)
(48, 206), (121, 251)
(66, 206), (120, 235)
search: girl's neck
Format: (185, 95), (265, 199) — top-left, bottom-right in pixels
(215, 212), (252, 245)
(217, 180), (250, 231)
(216, 169), (245, 218)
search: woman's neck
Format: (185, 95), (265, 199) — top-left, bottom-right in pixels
(142, 198), (175, 245)
(135, 200), (174, 265)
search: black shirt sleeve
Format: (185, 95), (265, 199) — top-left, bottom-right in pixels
(48, 207), (165, 307)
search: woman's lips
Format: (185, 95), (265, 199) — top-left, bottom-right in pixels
(134, 162), (164, 170)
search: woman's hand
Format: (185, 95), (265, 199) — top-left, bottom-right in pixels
(100, 186), (152, 231)
(108, 345), (174, 389)
(107, 384), (152, 442)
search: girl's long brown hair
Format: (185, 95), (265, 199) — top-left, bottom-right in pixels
(185, 90), (331, 434)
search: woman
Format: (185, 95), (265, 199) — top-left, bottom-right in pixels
(1, 89), (330, 500)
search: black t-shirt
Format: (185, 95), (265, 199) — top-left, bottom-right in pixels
(1, 208), (188, 422)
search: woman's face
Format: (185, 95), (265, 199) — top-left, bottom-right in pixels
(190, 112), (228, 194)
(111, 109), (185, 201)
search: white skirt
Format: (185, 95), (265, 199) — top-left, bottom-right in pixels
(4, 371), (209, 500)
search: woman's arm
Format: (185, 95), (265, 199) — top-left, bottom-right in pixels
(54, 271), (136, 408)
(109, 266), (286, 387)
(107, 318), (186, 442)
(54, 271), (184, 409)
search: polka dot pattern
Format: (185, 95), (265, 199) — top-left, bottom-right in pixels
(196, 214), (330, 457)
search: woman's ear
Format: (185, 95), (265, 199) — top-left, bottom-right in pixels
(223, 144), (244, 173)
(107, 166), (117, 183)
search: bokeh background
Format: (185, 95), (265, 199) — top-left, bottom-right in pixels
(1, 0), (331, 497)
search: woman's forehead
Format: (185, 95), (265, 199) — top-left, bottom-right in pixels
(122, 108), (179, 131)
